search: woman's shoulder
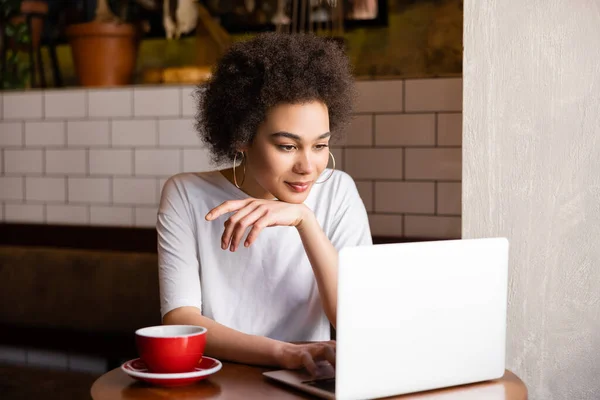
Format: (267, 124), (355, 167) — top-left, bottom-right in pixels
(162, 171), (222, 191)
(159, 170), (229, 208)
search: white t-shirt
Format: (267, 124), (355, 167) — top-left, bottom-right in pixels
(157, 169), (372, 342)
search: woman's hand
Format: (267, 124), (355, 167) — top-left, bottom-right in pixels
(205, 198), (312, 252)
(275, 341), (336, 377)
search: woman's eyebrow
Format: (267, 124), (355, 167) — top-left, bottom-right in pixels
(270, 131), (331, 140)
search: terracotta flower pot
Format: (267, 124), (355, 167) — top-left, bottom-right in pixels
(65, 21), (140, 87)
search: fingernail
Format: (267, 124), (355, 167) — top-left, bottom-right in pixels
(222, 242), (227, 250)
(230, 244), (235, 252)
(244, 241), (249, 247)
(206, 213), (212, 220)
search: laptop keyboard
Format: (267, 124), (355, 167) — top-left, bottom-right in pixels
(303, 377), (336, 393)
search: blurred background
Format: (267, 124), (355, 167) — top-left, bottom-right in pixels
(0, 0), (462, 88)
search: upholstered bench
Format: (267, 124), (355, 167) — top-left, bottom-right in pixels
(0, 245), (161, 400)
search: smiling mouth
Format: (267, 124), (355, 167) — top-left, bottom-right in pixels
(285, 182), (311, 192)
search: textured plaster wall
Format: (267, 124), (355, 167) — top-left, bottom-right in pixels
(463, 1), (600, 399)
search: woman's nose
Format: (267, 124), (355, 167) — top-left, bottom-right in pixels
(293, 151), (315, 174)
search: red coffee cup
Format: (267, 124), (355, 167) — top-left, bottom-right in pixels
(135, 325), (207, 373)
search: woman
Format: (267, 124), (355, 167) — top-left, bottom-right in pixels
(157, 32), (372, 376)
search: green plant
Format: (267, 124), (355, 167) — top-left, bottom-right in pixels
(0, 0), (31, 89)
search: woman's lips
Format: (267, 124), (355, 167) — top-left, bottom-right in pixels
(286, 182), (311, 192)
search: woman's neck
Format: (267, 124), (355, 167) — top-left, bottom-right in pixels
(219, 168), (275, 200)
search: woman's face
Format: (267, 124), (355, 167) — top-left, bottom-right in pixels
(241, 101), (331, 203)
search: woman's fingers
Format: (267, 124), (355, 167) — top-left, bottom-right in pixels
(302, 344), (336, 377)
(244, 216), (270, 248)
(301, 351), (319, 377)
(323, 344), (336, 367)
(221, 202), (261, 250)
(230, 206), (269, 251)
(310, 343), (336, 366)
(206, 199), (252, 221)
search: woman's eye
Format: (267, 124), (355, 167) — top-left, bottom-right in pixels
(315, 144), (329, 150)
(279, 145), (296, 151)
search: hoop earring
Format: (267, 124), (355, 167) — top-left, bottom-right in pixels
(315, 151), (335, 184)
(233, 151), (246, 189)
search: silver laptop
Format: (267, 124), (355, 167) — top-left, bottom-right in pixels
(263, 238), (509, 400)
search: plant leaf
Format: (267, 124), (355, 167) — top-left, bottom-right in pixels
(5, 23), (16, 37)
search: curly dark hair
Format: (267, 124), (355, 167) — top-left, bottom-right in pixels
(194, 33), (356, 165)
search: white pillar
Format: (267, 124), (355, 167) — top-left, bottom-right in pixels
(463, 1), (600, 399)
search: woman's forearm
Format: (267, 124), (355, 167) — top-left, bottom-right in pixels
(162, 306), (285, 367)
(296, 212), (338, 328)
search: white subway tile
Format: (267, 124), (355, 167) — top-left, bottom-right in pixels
(355, 181), (373, 212)
(405, 78), (462, 112)
(404, 215), (461, 238)
(0, 345), (27, 365)
(336, 115), (372, 146)
(68, 354), (108, 374)
(134, 87), (180, 117)
(67, 120), (110, 147)
(158, 118), (202, 146)
(405, 148), (462, 180)
(112, 120), (157, 146)
(182, 148), (215, 172)
(437, 182), (462, 215)
(0, 122), (23, 146)
(4, 203), (44, 223)
(90, 206), (133, 226)
(135, 206), (158, 227)
(68, 177), (111, 203)
(375, 182), (435, 214)
(181, 86), (197, 117)
(88, 89), (133, 118)
(437, 113), (462, 146)
(2, 92), (43, 119)
(354, 80), (404, 113)
(368, 214), (403, 237)
(46, 149), (86, 175)
(345, 149), (403, 179)
(46, 204), (89, 225)
(113, 178), (157, 205)
(26, 177), (66, 202)
(158, 178), (169, 199)
(0, 177), (23, 200)
(4, 149), (43, 174)
(44, 90), (86, 118)
(135, 149), (181, 176)
(89, 149), (133, 175)
(27, 349), (68, 370)
(25, 121), (66, 146)
(375, 114), (436, 146)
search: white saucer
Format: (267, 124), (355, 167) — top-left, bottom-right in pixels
(121, 356), (222, 387)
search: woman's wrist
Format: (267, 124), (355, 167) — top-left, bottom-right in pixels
(272, 340), (295, 368)
(295, 205), (317, 232)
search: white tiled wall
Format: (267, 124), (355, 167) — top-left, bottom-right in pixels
(0, 78), (462, 239)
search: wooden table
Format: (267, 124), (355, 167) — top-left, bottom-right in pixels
(91, 361), (528, 399)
